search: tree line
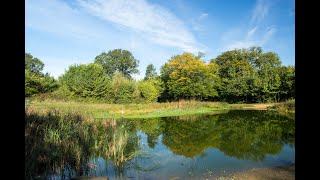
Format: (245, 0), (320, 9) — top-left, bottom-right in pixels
(25, 47), (295, 103)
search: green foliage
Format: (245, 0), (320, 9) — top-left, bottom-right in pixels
(27, 46), (294, 103)
(278, 66), (295, 101)
(25, 109), (140, 179)
(269, 99), (295, 114)
(25, 53), (59, 97)
(111, 71), (136, 104)
(210, 46), (291, 103)
(160, 52), (219, 100)
(59, 63), (112, 101)
(212, 48), (260, 102)
(254, 52), (282, 102)
(41, 73), (59, 93)
(25, 69), (42, 96)
(25, 53), (44, 75)
(94, 49), (139, 79)
(139, 80), (163, 103)
(196, 51), (205, 59)
(144, 64), (158, 80)
(26, 74), (59, 98)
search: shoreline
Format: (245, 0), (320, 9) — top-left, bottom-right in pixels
(26, 100), (282, 119)
(218, 164), (295, 180)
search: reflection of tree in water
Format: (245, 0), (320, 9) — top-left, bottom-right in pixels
(151, 111), (294, 161)
(161, 115), (220, 158)
(215, 110), (294, 161)
(139, 118), (164, 148)
(26, 110), (295, 179)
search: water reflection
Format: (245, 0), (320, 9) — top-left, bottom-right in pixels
(25, 110), (294, 179)
(25, 111), (140, 179)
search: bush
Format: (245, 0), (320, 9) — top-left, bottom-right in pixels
(139, 80), (162, 103)
(269, 99), (295, 114)
(59, 63), (113, 100)
(111, 71), (135, 104)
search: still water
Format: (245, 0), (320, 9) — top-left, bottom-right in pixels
(26, 110), (295, 179)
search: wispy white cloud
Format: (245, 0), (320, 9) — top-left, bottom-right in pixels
(191, 12), (208, 32)
(247, 26), (257, 37)
(26, 0), (106, 41)
(77, 0), (205, 53)
(199, 13), (208, 20)
(223, 26), (276, 51)
(26, 0), (208, 78)
(261, 26), (276, 44)
(251, 0), (270, 23)
(222, 0), (276, 51)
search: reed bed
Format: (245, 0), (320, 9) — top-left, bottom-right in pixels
(25, 109), (140, 179)
(27, 99), (230, 119)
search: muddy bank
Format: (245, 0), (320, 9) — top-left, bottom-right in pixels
(219, 165), (295, 180)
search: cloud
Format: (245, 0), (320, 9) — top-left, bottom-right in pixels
(247, 26), (257, 37)
(222, 0), (276, 51)
(191, 12), (208, 32)
(251, 0), (270, 23)
(77, 0), (205, 53)
(26, 0), (208, 78)
(261, 26), (276, 44)
(199, 13), (208, 20)
(223, 26), (276, 51)
(26, 0), (107, 41)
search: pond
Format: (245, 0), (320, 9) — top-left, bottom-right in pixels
(25, 110), (295, 179)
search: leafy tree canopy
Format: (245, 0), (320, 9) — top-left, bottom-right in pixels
(160, 52), (220, 100)
(94, 49), (139, 79)
(25, 53), (44, 75)
(59, 63), (112, 100)
(144, 64), (158, 80)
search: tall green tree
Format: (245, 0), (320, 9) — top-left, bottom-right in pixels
(212, 47), (286, 103)
(144, 64), (158, 80)
(59, 63), (112, 100)
(94, 49), (139, 79)
(253, 52), (282, 102)
(111, 72), (136, 104)
(139, 80), (163, 103)
(25, 70), (43, 97)
(212, 48), (258, 102)
(160, 52), (219, 100)
(25, 53), (58, 97)
(278, 65), (295, 101)
(25, 53), (44, 75)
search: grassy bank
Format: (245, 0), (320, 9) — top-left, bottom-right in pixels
(26, 99), (278, 119)
(268, 99), (295, 114)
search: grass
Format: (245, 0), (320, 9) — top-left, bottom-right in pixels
(25, 108), (141, 179)
(27, 99), (230, 119)
(268, 99), (295, 114)
(27, 99), (278, 119)
(96, 107), (229, 119)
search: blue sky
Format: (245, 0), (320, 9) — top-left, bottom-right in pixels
(25, 0), (295, 79)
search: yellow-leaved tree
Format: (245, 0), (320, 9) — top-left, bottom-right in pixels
(160, 52), (220, 100)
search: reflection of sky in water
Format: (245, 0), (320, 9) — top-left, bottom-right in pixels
(118, 131), (295, 179)
(39, 111), (295, 179)
(91, 129), (294, 179)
